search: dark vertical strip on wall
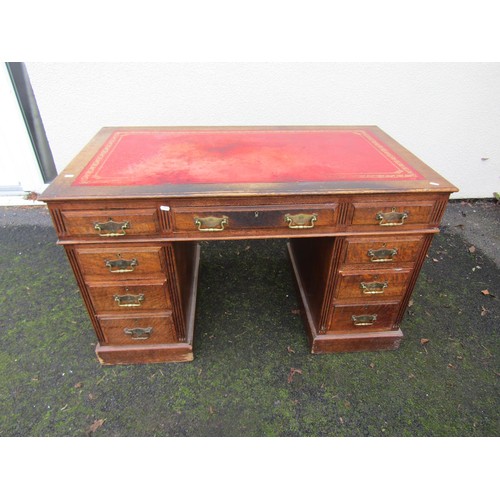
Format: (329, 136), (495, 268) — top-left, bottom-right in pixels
(5, 62), (57, 184)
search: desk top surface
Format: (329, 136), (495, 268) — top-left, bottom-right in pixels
(41, 126), (458, 200)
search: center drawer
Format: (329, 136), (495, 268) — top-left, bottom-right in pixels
(171, 203), (338, 235)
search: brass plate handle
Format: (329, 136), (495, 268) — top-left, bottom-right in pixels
(114, 293), (145, 307)
(194, 215), (229, 232)
(367, 247), (398, 262)
(105, 256), (138, 273)
(352, 314), (378, 326)
(124, 327), (152, 340)
(375, 208), (408, 226)
(94, 218), (130, 236)
(284, 213), (318, 229)
(360, 281), (388, 294)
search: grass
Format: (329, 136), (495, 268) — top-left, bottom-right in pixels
(0, 221), (498, 437)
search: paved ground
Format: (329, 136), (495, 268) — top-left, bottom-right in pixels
(0, 200), (498, 436)
(444, 199), (500, 267)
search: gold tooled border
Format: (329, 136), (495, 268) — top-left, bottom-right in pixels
(74, 129), (422, 186)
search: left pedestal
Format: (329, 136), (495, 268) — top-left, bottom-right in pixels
(64, 240), (200, 365)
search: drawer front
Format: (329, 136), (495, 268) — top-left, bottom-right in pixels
(87, 280), (171, 314)
(61, 208), (160, 238)
(171, 204), (337, 234)
(99, 313), (177, 345)
(328, 302), (400, 333)
(75, 245), (166, 280)
(335, 269), (412, 300)
(350, 201), (435, 227)
(344, 235), (425, 265)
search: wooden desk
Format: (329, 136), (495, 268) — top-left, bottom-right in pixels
(40, 126), (458, 365)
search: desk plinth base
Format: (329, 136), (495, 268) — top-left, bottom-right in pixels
(309, 330), (403, 353)
(96, 342), (193, 365)
(287, 242), (403, 354)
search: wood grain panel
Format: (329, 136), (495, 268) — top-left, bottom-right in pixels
(351, 200), (435, 226)
(99, 312), (176, 345)
(172, 204), (338, 234)
(335, 268), (412, 300)
(328, 302), (400, 333)
(75, 245), (166, 280)
(87, 280), (171, 314)
(61, 207), (160, 238)
(343, 235), (425, 266)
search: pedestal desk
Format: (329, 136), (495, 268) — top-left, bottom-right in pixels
(40, 126), (458, 365)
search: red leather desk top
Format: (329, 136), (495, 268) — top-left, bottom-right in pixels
(73, 129), (423, 187)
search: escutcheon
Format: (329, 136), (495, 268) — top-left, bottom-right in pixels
(284, 213), (318, 229)
(94, 218), (130, 236)
(352, 314), (378, 326)
(114, 293), (145, 307)
(105, 255), (138, 273)
(194, 215), (229, 231)
(367, 247), (398, 262)
(124, 327), (153, 340)
(376, 208), (408, 226)
(360, 281), (388, 294)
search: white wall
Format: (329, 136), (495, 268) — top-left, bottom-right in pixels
(26, 62), (500, 198)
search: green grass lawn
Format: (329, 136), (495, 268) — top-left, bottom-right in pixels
(0, 222), (498, 437)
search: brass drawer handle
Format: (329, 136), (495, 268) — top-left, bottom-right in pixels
(94, 218), (130, 236)
(360, 281), (388, 294)
(114, 293), (145, 307)
(352, 314), (378, 326)
(376, 208), (408, 226)
(194, 215), (229, 232)
(105, 255), (138, 273)
(367, 247), (398, 262)
(124, 327), (152, 340)
(284, 213), (318, 229)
